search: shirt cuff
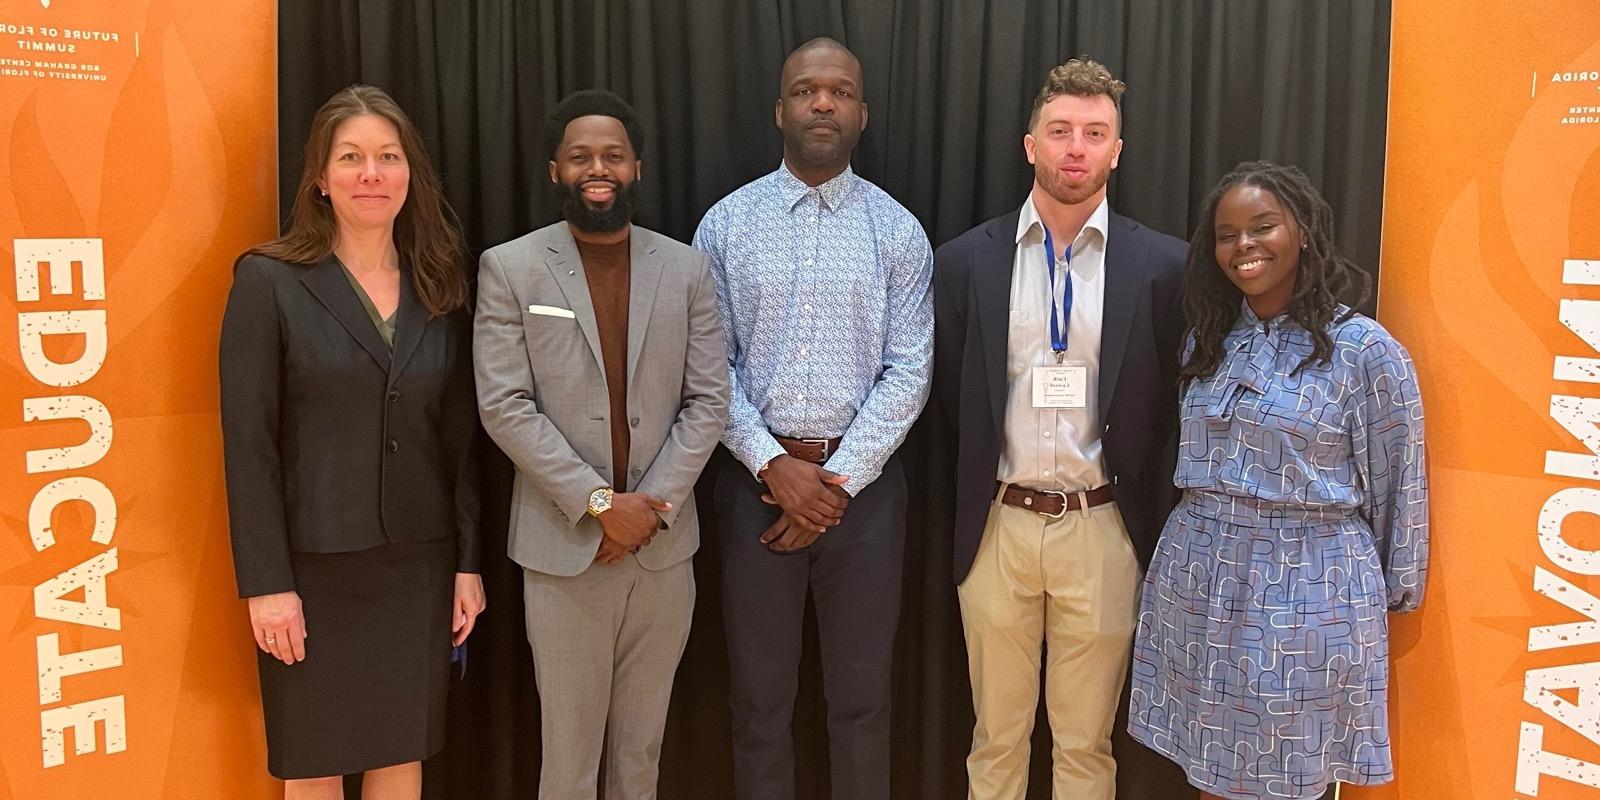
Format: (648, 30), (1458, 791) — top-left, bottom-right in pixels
(823, 453), (874, 497)
(742, 438), (788, 481)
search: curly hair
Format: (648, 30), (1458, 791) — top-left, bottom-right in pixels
(545, 89), (644, 160)
(1028, 57), (1126, 131)
(251, 84), (467, 316)
(1179, 161), (1372, 385)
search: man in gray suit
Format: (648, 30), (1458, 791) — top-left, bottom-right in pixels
(474, 89), (729, 800)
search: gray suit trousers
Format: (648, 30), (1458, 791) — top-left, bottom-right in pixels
(522, 557), (695, 800)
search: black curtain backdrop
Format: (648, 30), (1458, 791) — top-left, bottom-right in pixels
(275, 2), (1390, 798)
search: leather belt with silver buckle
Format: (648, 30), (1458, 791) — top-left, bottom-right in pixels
(773, 434), (843, 464)
(995, 481), (1115, 519)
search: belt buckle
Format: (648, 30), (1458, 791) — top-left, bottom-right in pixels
(1039, 489), (1069, 520)
(798, 437), (832, 460)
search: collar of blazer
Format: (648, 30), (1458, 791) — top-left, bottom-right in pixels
(538, 221), (665, 385)
(974, 208), (1150, 433)
(298, 253), (429, 382)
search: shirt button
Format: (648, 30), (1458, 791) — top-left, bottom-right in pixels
(798, 393), (806, 401)
(806, 259), (814, 266)
(1043, 430), (1052, 438)
(630, 417), (640, 427)
(810, 215), (818, 222)
(803, 304), (812, 311)
(386, 439), (399, 453)
(799, 348), (808, 356)
(1043, 470), (1051, 477)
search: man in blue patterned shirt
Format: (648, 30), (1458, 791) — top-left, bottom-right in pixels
(692, 36), (933, 800)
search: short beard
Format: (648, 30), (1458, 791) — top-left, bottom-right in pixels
(781, 125), (858, 173)
(1035, 159), (1111, 206)
(557, 179), (638, 233)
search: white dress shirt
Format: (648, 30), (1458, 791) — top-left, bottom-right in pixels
(997, 193), (1109, 492)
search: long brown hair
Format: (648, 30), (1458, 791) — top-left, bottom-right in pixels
(251, 84), (467, 316)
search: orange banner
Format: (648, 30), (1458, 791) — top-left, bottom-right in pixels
(0, 0), (277, 797)
(1351, 2), (1600, 799)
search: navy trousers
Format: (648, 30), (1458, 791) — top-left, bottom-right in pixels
(715, 453), (907, 800)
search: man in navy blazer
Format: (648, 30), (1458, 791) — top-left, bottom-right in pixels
(931, 58), (1187, 799)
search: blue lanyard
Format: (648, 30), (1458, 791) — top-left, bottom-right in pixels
(1044, 227), (1073, 361)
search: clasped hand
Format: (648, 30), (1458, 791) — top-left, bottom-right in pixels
(758, 454), (850, 552)
(595, 492), (670, 565)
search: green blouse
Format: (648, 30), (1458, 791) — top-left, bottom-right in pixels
(340, 265), (396, 349)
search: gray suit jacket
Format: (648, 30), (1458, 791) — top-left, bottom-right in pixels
(475, 222), (729, 576)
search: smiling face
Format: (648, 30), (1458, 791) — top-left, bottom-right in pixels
(1024, 92), (1122, 208)
(320, 113), (409, 233)
(1212, 183), (1304, 319)
(548, 114), (640, 233)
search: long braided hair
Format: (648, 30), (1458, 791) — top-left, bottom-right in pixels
(1179, 161), (1371, 386)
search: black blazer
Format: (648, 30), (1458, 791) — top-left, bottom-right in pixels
(219, 254), (480, 598)
(932, 209), (1187, 582)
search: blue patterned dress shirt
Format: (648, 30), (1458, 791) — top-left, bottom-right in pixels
(693, 163), (933, 496)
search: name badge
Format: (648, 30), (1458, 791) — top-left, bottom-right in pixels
(1032, 364), (1088, 409)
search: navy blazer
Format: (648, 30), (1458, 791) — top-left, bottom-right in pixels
(219, 254), (480, 598)
(932, 208), (1187, 582)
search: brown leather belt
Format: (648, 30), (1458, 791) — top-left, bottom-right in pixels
(773, 434), (843, 464)
(996, 481), (1115, 519)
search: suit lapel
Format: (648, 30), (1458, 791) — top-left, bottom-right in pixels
(1098, 213), (1145, 415)
(976, 211), (1020, 434)
(626, 228), (663, 385)
(542, 223), (606, 376)
(299, 255), (391, 371)
(387, 265), (429, 384)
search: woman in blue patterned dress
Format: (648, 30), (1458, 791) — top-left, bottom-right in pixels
(1127, 161), (1429, 800)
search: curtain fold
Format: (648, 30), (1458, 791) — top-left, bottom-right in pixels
(275, 3), (1389, 797)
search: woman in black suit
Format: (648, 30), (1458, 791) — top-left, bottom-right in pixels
(219, 84), (485, 799)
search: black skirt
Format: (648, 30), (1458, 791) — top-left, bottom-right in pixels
(256, 537), (454, 779)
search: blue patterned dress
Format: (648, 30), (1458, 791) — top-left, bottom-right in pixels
(1128, 303), (1429, 799)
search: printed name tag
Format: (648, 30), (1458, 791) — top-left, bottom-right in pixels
(1032, 365), (1087, 409)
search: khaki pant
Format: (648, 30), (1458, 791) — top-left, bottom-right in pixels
(958, 489), (1142, 800)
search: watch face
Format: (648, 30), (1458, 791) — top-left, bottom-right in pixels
(590, 489), (612, 513)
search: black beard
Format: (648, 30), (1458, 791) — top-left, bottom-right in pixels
(557, 179), (638, 233)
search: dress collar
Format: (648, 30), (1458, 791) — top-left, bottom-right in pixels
(1014, 192), (1109, 248)
(775, 161), (857, 212)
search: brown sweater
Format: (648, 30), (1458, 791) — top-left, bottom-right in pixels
(576, 236), (631, 489)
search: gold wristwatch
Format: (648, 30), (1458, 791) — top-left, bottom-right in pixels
(586, 487), (614, 517)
